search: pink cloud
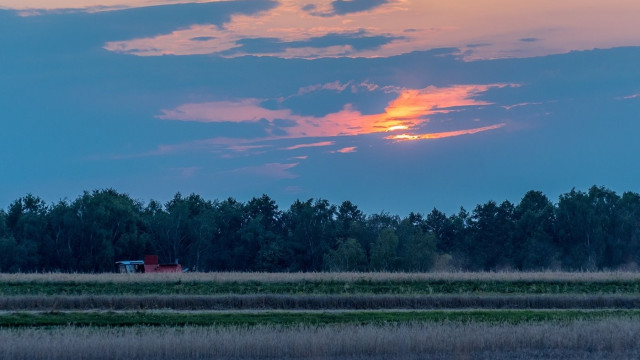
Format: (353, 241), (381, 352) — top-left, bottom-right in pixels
(136, 83), (510, 159)
(5, 0), (232, 16)
(157, 99), (291, 123)
(284, 141), (335, 150)
(158, 84), (510, 141)
(227, 144), (270, 152)
(335, 146), (357, 153)
(386, 123), (507, 142)
(101, 1), (640, 61)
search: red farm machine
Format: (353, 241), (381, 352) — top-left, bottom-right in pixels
(115, 255), (184, 273)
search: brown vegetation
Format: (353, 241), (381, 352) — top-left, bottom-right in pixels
(2, 320), (640, 360)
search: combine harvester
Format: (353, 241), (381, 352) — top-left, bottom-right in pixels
(115, 255), (184, 273)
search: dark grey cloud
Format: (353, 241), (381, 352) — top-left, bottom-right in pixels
(520, 37), (541, 43)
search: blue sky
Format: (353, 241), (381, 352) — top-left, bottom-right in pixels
(2, 0), (640, 215)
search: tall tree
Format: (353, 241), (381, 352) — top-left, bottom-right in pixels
(556, 187), (618, 269)
(513, 191), (558, 270)
(397, 217), (436, 272)
(6, 194), (49, 271)
(284, 199), (336, 271)
(467, 200), (515, 270)
(70, 189), (143, 272)
(323, 238), (367, 271)
(613, 192), (640, 268)
(369, 228), (400, 271)
(239, 195), (286, 271)
(336, 201), (367, 251)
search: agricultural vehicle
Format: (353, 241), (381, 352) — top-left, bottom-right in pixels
(115, 255), (184, 273)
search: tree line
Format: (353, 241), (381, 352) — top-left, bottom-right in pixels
(1, 186), (639, 272)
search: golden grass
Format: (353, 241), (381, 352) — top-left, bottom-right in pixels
(3, 271), (640, 283)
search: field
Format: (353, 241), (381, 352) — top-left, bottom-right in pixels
(2, 272), (640, 359)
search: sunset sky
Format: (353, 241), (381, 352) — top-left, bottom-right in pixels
(2, 0), (640, 214)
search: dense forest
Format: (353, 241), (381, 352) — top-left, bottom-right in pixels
(1, 186), (639, 272)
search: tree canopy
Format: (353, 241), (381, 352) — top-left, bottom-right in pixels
(2, 186), (640, 272)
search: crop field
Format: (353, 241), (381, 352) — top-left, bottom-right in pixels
(2, 272), (640, 359)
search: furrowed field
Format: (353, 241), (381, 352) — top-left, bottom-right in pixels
(2, 272), (640, 359)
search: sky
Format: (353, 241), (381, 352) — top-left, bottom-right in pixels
(2, 0), (640, 215)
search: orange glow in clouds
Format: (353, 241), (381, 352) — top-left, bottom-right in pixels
(158, 83), (509, 143)
(387, 123), (507, 142)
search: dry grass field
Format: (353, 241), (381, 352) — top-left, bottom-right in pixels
(2, 271), (640, 359)
(2, 320), (640, 359)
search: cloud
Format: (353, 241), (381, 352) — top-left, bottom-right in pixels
(5, 0), (279, 54)
(305, 0), (390, 17)
(229, 162), (299, 179)
(501, 102), (543, 110)
(100, 0), (436, 59)
(157, 83), (511, 142)
(223, 30), (400, 56)
(285, 141), (335, 150)
(157, 99), (292, 123)
(169, 166), (200, 178)
(0, 0), (231, 14)
(296, 81), (352, 96)
(190, 36), (216, 42)
(15, 0), (638, 61)
(335, 146), (357, 153)
(107, 26), (401, 58)
(227, 144), (270, 152)
(386, 123), (507, 141)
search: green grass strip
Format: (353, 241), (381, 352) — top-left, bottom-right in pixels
(2, 309), (639, 328)
(3, 280), (640, 295)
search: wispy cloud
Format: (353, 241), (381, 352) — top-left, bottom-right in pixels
(620, 93), (640, 100)
(386, 123), (506, 141)
(169, 166), (200, 178)
(297, 81), (352, 95)
(304, 0), (390, 17)
(335, 146), (357, 153)
(502, 102), (543, 110)
(229, 162), (299, 179)
(285, 141), (335, 150)
(1, 0), (230, 15)
(100, 0), (640, 60)
(157, 83), (510, 142)
(157, 99), (291, 123)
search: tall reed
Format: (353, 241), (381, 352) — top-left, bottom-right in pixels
(2, 319), (640, 359)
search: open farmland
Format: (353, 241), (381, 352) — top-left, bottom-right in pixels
(2, 272), (640, 359)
